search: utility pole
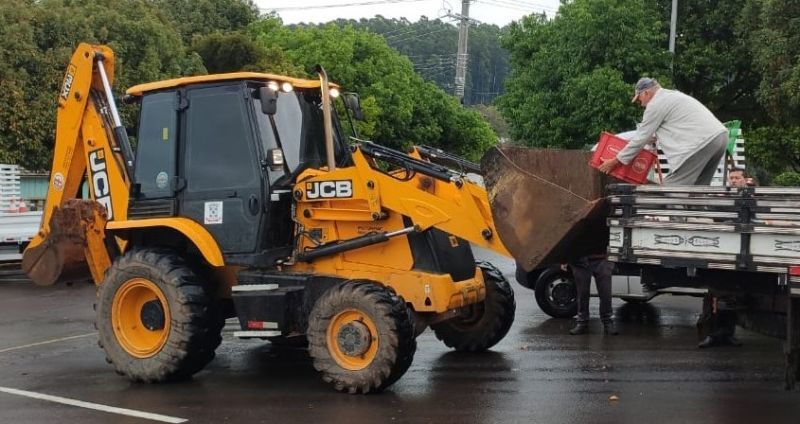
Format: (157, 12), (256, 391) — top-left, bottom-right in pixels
(669, 0), (678, 70)
(454, 0), (471, 103)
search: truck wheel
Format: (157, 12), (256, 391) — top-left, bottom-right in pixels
(534, 266), (578, 319)
(431, 261), (515, 351)
(96, 248), (223, 382)
(308, 280), (416, 394)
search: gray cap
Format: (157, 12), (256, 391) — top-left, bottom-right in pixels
(632, 77), (659, 102)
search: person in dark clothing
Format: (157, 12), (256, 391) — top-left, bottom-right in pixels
(698, 295), (741, 348)
(566, 254), (618, 335)
(697, 168), (750, 348)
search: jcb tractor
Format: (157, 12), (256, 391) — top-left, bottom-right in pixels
(22, 43), (514, 393)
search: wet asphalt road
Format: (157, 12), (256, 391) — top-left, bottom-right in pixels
(2, 250), (800, 424)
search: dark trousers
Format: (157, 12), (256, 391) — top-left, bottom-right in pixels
(702, 294), (737, 339)
(570, 257), (614, 323)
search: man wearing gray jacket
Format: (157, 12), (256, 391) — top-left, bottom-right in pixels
(598, 78), (728, 185)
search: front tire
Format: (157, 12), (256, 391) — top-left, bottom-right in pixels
(308, 280), (416, 394)
(534, 266), (578, 319)
(96, 248), (223, 382)
(431, 261), (516, 351)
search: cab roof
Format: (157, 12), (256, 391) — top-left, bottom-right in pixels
(125, 72), (338, 96)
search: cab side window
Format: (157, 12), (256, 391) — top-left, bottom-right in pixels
(134, 92), (177, 199)
(184, 85), (258, 193)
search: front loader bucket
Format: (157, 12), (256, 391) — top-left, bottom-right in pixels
(21, 200), (102, 286)
(482, 147), (610, 272)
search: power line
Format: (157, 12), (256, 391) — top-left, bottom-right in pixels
(502, 0), (558, 10)
(383, 26), (431, 41)
(478, 0), (556, 13)
(381, 21), (453, 42)
(266, 0), (429, 12)
(386, 26), (454, 44)
(405, 53), (458, 59)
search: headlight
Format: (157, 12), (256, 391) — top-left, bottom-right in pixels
(329, 87), (340, 98)
(267, 81), (279, 91)
(281, 82), (294, 93)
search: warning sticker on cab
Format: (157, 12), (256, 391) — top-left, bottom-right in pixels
(204, 201), (223, 225)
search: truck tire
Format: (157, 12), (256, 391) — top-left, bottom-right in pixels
(96, 248), (223, 382)
(534, 266), (578, 319)
(431, 261), (515, 351)
(308, 280), (416, 394)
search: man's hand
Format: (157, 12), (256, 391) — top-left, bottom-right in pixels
(560, 263), (568, 272)
(598, 157), (621, 174)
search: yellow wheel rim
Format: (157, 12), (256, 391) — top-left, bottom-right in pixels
(111, 278), (170, 358)
(327, 309), (379, 371)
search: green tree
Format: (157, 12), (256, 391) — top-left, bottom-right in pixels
(657, 0), (765, 126)
(497, 0), (671, 148)
(152, 0), (260, 45)
(471, 104), (510, 141)
(332, 16), (509, 105)
(191, 32), (301, 74)
(745, 126), (800, 174)
(773, 172), (800, 187)
(0, 0), (206, 171)
(743, 0), (800, 124)
(250, 18), (496, 159)
(737, 0), (800, 182)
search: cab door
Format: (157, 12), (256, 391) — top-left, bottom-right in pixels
(179, 83), (264, 256)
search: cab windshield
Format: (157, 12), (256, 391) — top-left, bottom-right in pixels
(252, 88), (350, 186)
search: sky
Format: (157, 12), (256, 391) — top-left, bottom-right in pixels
(256, 0), (561, 27)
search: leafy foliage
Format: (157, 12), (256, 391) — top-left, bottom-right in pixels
(497, 0), (671, 148)
(0, 0), (206, 170)
(745, 126), (800, 174)
(773, 172), (800, 187)
(250, 19), (497, 159)
(736, 0), (800, 183)
(191, 32), (301, 75)
(657, 0), (766, 126)
(331, 16), (509, 105)
(743, 0), (800, 124)
(151, 0), (260, 44)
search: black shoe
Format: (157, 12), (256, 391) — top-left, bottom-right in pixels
(569, 322), (588, 335)
(603, 321), (619, 336)
(698, 335), (718, 348)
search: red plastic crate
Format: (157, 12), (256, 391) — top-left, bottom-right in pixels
(589, 132), (657, 185)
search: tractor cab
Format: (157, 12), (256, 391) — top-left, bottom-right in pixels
(125, 73), (352, 266)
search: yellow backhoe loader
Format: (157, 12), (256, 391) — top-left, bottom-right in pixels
(22, 43), (514, 393)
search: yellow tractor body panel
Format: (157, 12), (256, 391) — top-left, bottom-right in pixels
(107, 218), (225, 267)
(286, 146), (510, 312)
(126, 72), (336, 96)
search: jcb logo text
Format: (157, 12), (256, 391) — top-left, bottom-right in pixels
(306, 180), (353, 199)
(61, 65), (77, 101)
(89, 149), (113, 219)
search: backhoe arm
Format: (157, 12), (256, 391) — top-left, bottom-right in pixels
(22, 43), (132, 286)
(293, 143), (511, 259)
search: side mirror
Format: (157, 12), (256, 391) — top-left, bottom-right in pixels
(343, 93), (364, 121)
(258, 87), (278, 115)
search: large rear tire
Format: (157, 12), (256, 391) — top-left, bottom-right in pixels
(431, 261), (515, 351)
(308, 280), (416, 394)
(534, 266), (578, 319)
(96, 248), (224, 382)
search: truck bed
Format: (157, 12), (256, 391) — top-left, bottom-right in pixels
(607, 185), (800, 293)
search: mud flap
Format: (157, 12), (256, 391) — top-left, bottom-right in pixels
(481, 146), (611, 271)
(21, 200), (106, 286)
